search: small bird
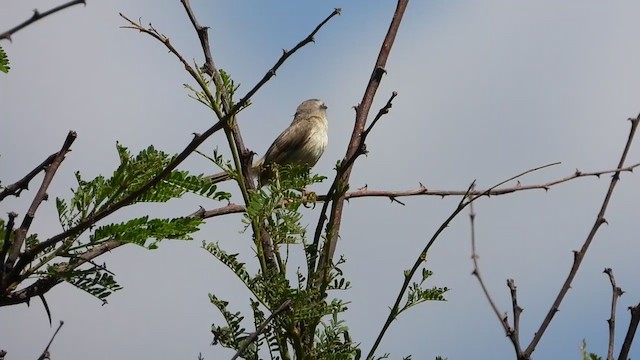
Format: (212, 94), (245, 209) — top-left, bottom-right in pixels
(208, 99), (328, 185)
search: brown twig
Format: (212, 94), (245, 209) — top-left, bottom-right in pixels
(320, 162), (638, 201)
(310, 90), (401, 286)
(194, 161), (633, 219)
(316, 0), (407, 267)
(37, 320), (64, 360)
(230, 300), (292, 360)
(366, 183), (475, 360)
(604, 268), (624, 360)
(507, 279), (523, 350)
(0, 0), (85, 41)
(619, 302), (640, 360)
(369, 162), (556, 358)
(190, 204), (246, 219)
(469, 201), (524, 358)
(0, 154), (58, 201)
(4, 131), (76, 274)
(524, 115), (639, 358)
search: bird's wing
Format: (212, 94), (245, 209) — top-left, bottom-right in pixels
(262, 120), (312, 165)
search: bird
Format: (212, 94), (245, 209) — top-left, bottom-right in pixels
(207, 99), (328, 186)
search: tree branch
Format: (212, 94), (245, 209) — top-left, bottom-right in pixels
(314, 0), (407, 280)
(0, 0), (85, 41)
(37, 321), (64, 360)
(524, 114), (640, 357)
(604, 268), (623, 360)
(368, 162), (555, 358)
(469, 200), (523, 358)
(4, 131), (76, 274)
(618, 302), (640, 360)
(0, 154), (58, 201)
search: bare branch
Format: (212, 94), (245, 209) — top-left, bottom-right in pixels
(4, 131), (76, 273)
(469, 200), (523, 358)
(319, 162), (638, 201)
(311, 90), (401, 286)
(190, 204), (246, 219)
(619, 302), (640, 360)
(507, 279), (523, 351)
(0, 154), (57, 201)
(524, 114), (640, 357)
(37, 321), (64, 360)
(604, 268), (624, 360)
(0, 0), (85, 41)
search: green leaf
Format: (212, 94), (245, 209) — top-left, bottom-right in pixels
(60, 266), (123, 304)
(0, 45), (10, 74)
(90, 216), (202, 249)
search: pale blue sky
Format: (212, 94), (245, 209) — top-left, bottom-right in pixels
(1, 1), (640, 359)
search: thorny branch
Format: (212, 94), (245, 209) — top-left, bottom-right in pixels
(469, 200), (523, 358)
(37, 321), (64, 360)
(619, 302), (640, 360)
(3, 131), (76, 274)
(312, 0), (407, 278)
(604, 268), (623, 360)
(190, 161), (637, 219)
(0, 0), (85, 41)
(368, 162), (557, 359)
(0, 154), (57, 201)
(524, 115), (639, 358)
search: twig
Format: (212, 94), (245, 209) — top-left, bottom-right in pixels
(618, 302), (640, 360)
(230, 300), (292, 360)
(366, 183), (474, 360)
(469, 200), (523, 358)
(0, 0), (85, 41)
(195, 161), (635, 219)
(603, 268), (623, 360)
(0, 154), (58, 201)
(318, 162), (638, 201)
(189, 204), (246, 219)
(367, 161), (554, 358)
(524, 114), (640, 358)
(4, 131), (76, 273)
(310, 91), (400, 286)
(314, 0), (408, 284)
(507, 279), (522, 350)
(37, 320), (64, 360)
